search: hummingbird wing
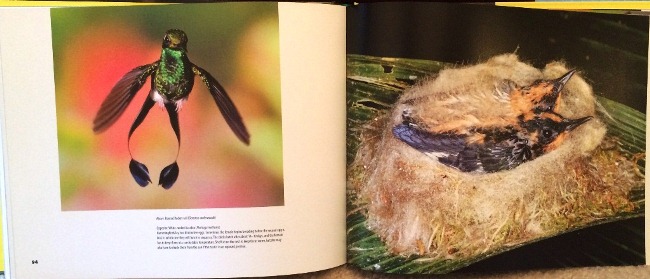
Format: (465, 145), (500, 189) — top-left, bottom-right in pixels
(476, 139), (533, 173)
(393, 123), (466, 153)
(93, 62), (159, 133)
(476, 146), (516, 172)
(393, 123), (484, 171)
(192, 65), (250, 145)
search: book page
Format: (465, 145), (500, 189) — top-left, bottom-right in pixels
(346, 2), (647, 274)
(0, 2), (345, 278)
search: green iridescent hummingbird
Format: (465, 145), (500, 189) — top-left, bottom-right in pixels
(93, 29), (250, 189)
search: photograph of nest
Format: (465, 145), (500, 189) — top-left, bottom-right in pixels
(346, 2), (646, 274)
(347, 54), (645, 273)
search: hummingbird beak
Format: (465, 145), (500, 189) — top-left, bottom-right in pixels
(563, 115), (592, 131)
(553, 69), (576, 93)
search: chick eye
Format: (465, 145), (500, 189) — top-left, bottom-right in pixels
(542, 128), (553, 138)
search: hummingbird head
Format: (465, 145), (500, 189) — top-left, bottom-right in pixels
(162, 29), (188, 50)
(510, 69), (576, 117)
(521, 111), (592, 153)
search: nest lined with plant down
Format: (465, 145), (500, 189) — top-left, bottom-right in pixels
(347, 54), (645, 272)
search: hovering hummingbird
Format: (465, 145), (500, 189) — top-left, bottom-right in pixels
(392, 69), (591, 173)
(392, 112), (592, 173)
(93, 29), (250, 189)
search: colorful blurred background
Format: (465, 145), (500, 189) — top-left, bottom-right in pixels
(51, 3), (283, 210)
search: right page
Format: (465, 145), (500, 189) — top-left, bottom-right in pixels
(346, 2), (647, 274)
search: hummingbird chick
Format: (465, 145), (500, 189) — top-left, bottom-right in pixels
(93, 29), (250, 189)
(508, 69), (575, 119)
(392, 68), (592, 173)
(393, 111), (592, 173)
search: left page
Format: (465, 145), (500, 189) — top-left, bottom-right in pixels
(0, 2), (346, 278)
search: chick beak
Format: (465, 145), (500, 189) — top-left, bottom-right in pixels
(564, 116), (592, 131)
(553, 69), (576, 93)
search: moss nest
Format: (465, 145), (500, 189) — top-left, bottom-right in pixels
(348, 54), (643, 259)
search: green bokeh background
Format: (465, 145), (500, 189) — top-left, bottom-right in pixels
(51, 3), (283, 210)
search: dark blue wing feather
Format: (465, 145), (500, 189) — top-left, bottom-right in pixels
(392, 123), (466, 153)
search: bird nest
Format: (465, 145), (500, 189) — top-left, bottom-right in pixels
(348, 54), (644, 259)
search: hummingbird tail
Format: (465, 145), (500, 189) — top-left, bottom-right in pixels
(156, 102), (182, 189)
(126, 97), (156, 187)
(159, 162), (179, 190)
(129, 159), (151, 187)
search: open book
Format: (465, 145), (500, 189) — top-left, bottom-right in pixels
(0, 1), (646, 278)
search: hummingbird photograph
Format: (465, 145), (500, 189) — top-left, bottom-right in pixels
(349, 53), (645, 273)
(51, 3), (284, 210)
(92, 28), (250, 190)
(346, 2), (646, 274)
